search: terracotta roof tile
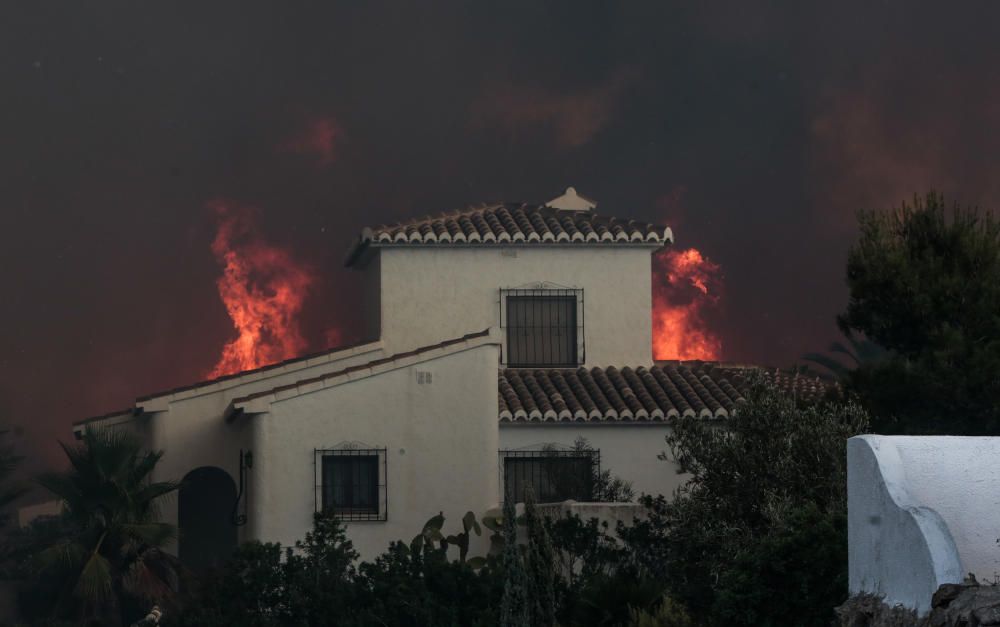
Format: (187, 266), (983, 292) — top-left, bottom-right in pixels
(346, 203), (672, 267)
(499, 363), (835, 423)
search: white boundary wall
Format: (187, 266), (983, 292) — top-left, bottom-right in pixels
(848, 435), (1000, 614)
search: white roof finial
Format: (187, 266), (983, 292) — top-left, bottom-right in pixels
(546, 186), (597, 211)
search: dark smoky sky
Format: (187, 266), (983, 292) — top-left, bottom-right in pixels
(2, 1), (1000, 471)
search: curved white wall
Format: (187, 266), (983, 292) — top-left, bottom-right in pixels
(848, 435), (1000, 613)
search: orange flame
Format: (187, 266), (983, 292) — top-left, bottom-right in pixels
(652, 247), (723, 360)
(206, 201), (315, 378)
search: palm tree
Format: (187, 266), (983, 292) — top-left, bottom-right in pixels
(30, 427), (180, 626)
(802, 332), (887, 382)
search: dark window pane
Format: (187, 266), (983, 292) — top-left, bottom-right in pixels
(322, 455), (379, 514)
(504, 455), (594, 503)
(506, 295), (577, 367)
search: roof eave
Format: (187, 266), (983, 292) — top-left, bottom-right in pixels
(231, 328), (500, 410)
(72, 408), (143, 436)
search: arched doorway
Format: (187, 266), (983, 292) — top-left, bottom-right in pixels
(178, 466), (238, 572)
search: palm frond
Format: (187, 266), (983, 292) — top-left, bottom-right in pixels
(73, 551), (114, 602)
(35, 472), (79, 501)
(33, 539), (87, 574)
(803, 332), (890, 381)
(802, 353), (850, 378)
(120, 522), (176, 548)
(130, 450), (165, 485)
(828, 341), (860, 365)
(122, 549), (179, 602)
(132, 482), (179, 511)
(855, 338), (888, 363)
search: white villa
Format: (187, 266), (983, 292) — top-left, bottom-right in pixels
(73, 188), (815, 568)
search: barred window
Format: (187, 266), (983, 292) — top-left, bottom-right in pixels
(501, 449), (598, 503)
(502, 289), (583, 367)
(315, 448), (387, 521)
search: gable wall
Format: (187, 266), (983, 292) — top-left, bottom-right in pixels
(248, 342), (500, 559)
(376, 246), (655, 367)
(129, 343), (386, 547)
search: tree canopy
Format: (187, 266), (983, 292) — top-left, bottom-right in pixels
(838, 192), (1000, 434)
(617, 376), (870, 626)
(23, 428), (180, 626)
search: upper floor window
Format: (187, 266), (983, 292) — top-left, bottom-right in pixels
(501, 288), (583, 368)
(315, 447), (387, 521)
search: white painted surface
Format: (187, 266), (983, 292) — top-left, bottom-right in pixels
(78, 341), (386, 549)
(500, 424), (684, 499)
(847, 435), (1000, 614)
(247, 342), (500, 560)
(376, 246), (657, 368)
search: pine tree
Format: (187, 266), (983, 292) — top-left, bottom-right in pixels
(524, 486), (557, 627)
(499, 496), (529, 627)
(839, 192), (1000, 434)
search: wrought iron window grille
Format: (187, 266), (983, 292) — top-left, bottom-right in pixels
(499, 448), (600, 504)
(499, 287), (584, 368)
(314, 447), (387, 522)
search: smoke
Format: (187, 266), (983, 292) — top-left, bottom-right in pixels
(206, 201), (316, 378)
(652, 247), (724, 361)
(280, 116), (342, 167)
(808, 61), (1000, 232)
(469, 69), (639, 149)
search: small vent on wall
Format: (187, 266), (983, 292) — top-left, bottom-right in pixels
(416, 371), (433, 384)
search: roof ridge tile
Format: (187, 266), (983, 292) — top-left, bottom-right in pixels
(346, 202), (673, 267)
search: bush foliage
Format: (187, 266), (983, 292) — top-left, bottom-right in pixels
(47, 381), (862, 627)
(617, 376), (870, 626)
(176, 510), (501, 627)
(839, 192), (1000, 434)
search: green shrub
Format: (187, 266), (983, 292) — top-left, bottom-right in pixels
(628, 596), (694, 627)
(352, 540), (499, 627)
(618, 377), (869, 625)
(524, 488), (557, 626)
(498, 497), (528, 627)
(175, 510), (501, 627)
(565, 575), (666, 627)
(175, 541), (289, 627)
(712, 503), (848, 627)
(175, 510), (357, 626)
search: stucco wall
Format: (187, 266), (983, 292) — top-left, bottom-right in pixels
(376, 246), (656, 368)
(499, 424), (683, 499)
(248, 343), (500, 559)
(847, 435), (1000, 614)
(83, 341), (386, 549)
